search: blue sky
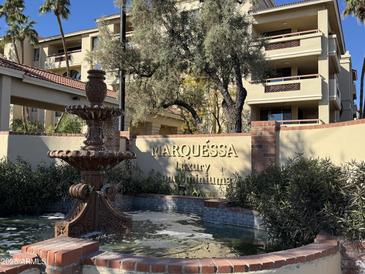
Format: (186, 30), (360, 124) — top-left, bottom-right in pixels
(0, 0), (364, 104)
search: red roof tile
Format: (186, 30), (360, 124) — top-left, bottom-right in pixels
(0, 57), (116, 98)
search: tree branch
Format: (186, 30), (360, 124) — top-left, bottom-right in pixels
(162, 99), (202, 126)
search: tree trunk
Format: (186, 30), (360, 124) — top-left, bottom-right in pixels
(56, 14), (70, 77)
(20, 40), (24, 64)
(162, 100), (202, 127)
(225, 108), (242, 133)
(54, 112), (65, 132)
(360, 57), (365, 118)
(21, 106), (28, 132)
(12, 39), (21, 64)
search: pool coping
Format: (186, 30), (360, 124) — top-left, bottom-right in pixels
(9, 235), (339, 274)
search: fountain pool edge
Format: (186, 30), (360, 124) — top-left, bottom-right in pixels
(7, 234), (340, 274)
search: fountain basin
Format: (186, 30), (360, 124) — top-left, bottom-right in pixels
(66, 105), (123, 120)
(48, 150), (135, 171)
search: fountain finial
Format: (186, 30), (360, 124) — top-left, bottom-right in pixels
(85, 70), (107, 106)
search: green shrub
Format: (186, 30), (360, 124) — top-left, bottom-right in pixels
(56, 114), (83, 134)
(227, 156), (347, 249)
(0, 159), (79, 216)
(338, 161), (365, 241)
(171, 170), (204, 197)
(107, 161), (172, 195)
(11, 119), (44, 134)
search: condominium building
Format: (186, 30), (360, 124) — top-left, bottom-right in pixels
(3, 0), (357, 129)
(247, 0), (357, 124)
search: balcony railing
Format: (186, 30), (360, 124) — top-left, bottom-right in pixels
(263, 29), (321, 41)
(246, 74), (322, 104)
(262, 30), (322, 59)
(48, 49), (82, 58)
(278, 119), (324, 126)
(45, 49), (83, 69)
(261, 74), (320, 83)
(329, 75), (341, 110)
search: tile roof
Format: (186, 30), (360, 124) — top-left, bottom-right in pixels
(0, 57), (116, 98)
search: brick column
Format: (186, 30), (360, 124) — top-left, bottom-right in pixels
(251, 121), (280, 173)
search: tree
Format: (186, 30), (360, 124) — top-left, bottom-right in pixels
(344, 0), (365, 118)
(0, 0), (38, 132)
(91, 0), (266, 133)
(16, 18), (38, 64)
(0, 0), (26, 23)
(40, 0), (71, 77)
(0, 0), (27, 64)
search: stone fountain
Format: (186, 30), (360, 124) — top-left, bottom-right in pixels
(48, 70), (135, 237)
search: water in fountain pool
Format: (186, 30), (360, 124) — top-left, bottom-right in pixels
(0, 211), (267, 259)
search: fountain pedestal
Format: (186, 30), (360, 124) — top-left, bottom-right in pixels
(49, 70), (135, 237)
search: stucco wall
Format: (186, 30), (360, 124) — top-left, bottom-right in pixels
(0, 133), (8, 160)
(1, 134), (127, 167)
(279, 122), (365, 165)
(132, 134), (251, 197)
(6, 134), (84, 166)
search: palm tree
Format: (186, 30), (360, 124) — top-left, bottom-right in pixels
(0, 0), (27, 64)
(0, 0), (27, 23)
(5, 23), (22, 64)
(39, 0), (71, 76)
(0, 0), (33, 131)
(344, 0), (365, 118)
(16, 18), (39, 64)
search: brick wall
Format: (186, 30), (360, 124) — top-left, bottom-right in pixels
(251, 121), (280, 173)
(10, 236), (340, 274)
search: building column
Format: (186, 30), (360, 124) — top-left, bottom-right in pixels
(291, 65), (298, 76)
(44, 110), (55, 129)
(0, 76), (12, 131)
(291, 105), (299, 120)
(37, 108), (45, 125)
(318, 8), (330, 124)
(250, 106), (260, 121)
(151, 122), (161, 135)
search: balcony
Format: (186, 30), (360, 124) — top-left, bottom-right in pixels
(44, 49), (83, 70)
(329, 35), (340, 73)
(263, 30), (322, 60)
(246, 74), (323, 105)
(329, 75), (341, 110)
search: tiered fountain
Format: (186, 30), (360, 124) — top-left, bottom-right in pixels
(48, 70), (135, 237)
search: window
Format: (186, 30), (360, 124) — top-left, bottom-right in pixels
(57, 46), (81, 55)
(270, 67), (291, 78)
(33, 48), (40, 61)
(68, 46), (81, 52)
(261, 108), (292, 121)
(91, 36), (99, 50)
(63, 70), (81, 80)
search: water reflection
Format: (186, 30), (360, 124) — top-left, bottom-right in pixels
(0, 211), (267, 259)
